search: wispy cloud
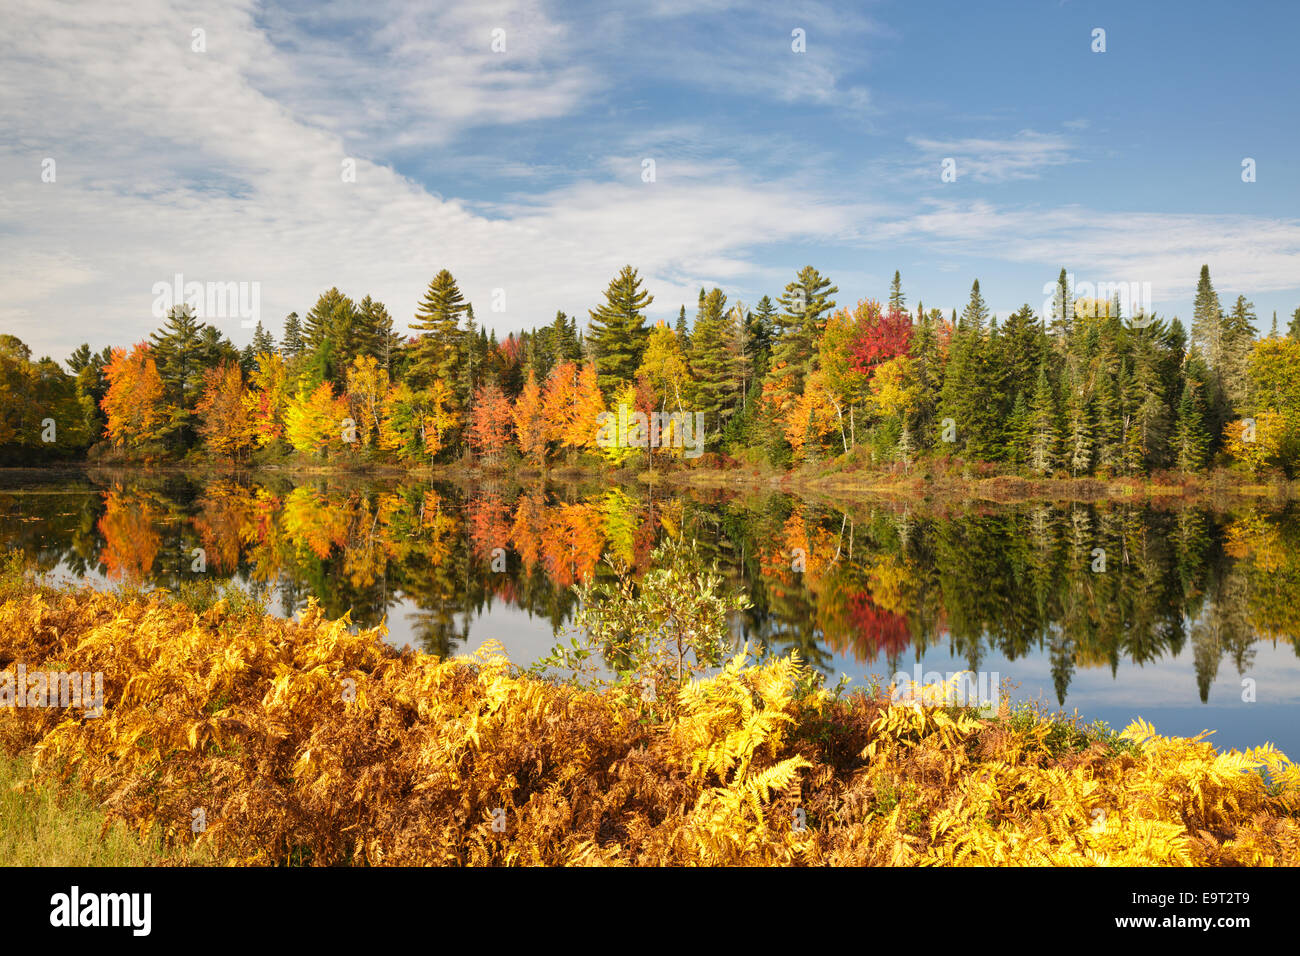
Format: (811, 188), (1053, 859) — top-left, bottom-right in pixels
(907, 131), (1078, 183)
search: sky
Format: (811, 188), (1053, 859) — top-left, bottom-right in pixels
(2, 0), (1298, 361)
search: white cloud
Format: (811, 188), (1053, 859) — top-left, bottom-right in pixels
(908, 130), (1077, 183)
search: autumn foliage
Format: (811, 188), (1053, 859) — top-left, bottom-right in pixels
(2, 579), (1298, 866)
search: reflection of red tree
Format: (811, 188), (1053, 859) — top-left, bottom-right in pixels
(632, 512), (657, 575)
(98, 491), (162, 582)
(510, 494), (546, 572)
(192, 483), (254, 574)
(831, 591), (912, 663)
(539, 503), (604, 589)
(467, 492), (512, 562)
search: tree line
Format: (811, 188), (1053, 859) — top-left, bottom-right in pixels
(3, 263), (1299, 476)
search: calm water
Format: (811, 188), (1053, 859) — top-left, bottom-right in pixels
(3, 469), (1298, 757)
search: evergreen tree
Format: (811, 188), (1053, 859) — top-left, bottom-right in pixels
(588, 265), (653, 394)
(409, 269), (469, 395)
(689, 288), (740, 440)
(1172, 379), (1208, 471)
(1222, 294), (1257, 409)
(1050, 268), (1073, 346)
(250, 321), (276, 357)
(1190, 264), (1231, 437)
(280, 312), (305, 358)
(1289, 306), (1300, 341)
(744, 295), (776, 376)
(771, 266), (838, 377)
(302, 287), (359, 386)
(674, 306), (690, 349)
(149, 304), (207, 448)
(357, 295), (400, 370)
(1026, 363), (1060, 476)
(888, 270), (905, 311)
(1064, 385), (1095, 476)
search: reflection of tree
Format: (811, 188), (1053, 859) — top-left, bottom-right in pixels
(98, 489), (164, 582)
(15, 474), (1300, 712)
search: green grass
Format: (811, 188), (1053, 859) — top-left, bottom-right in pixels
(0, 751), (211, 866)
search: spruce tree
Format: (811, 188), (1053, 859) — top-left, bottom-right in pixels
(409, 269), (469, 394)
(1027, 363), (1060, 476)
(744, 295), (776, 375)
(689, 288), (740, 439)
(888, 270), (905, 311)
(149, 304), (207, 448)
(1050, 268), (1073, 346)
(588, 265), (653, 394)
(281, 312), (305, 358)
(302, 287), (359, 385)
(250, 321), (276, 357)
(772, 266), (838, 376)
(674, 305), (690, 349)
(1172, 380), (1208, 471)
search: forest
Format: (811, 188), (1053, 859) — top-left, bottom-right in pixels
(3, 263), (1299, 479)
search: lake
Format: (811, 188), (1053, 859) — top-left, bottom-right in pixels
(2, 468), (1297, 757)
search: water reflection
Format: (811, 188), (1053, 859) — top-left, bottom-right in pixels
(2, 471), (1298, 752)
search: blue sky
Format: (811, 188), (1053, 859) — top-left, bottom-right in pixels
(2, 0), (1298, 359)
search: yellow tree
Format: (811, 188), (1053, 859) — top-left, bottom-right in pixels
(379, 381), (458, 460)
(637, 322), (691, 413)
(867, 355), (919, 420)
(244, 352), (291, 448)
(284, 381), (347, 458)
(345, 354), (389, 449)
(1224, 413), (1285, 476)
(512, 367), (548, 467)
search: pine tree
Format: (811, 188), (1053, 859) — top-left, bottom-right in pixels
(1221, 294), (1257, 409)
(149, 304), (208, 448)
(744, 295), (776, 376)
(1050, 268), (1073, 347)
(357, 296), (400, 370)
(961, 279), (990, 333)
(409, 269), (469, 395)
(1027, 363), (1060, 476)
(587, 265), (653, 394)
(301, 288), (360, 386)
(674, 306), (690, 349)
(1173, 379), (1208, 471)
(1189, 264), (1232, 439)
(1289, 306), (1300, 341)
(250, 321), (276, 357)
(1064, 385), (1095, 476)
(689, 288), (740, 440)
(888, 270), (905, 311)
(771, 266), (838, 377)
(281, 312), (305, 358)
(456, 304), (481, 407)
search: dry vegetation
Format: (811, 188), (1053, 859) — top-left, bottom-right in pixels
(2, 577), (1299, 866)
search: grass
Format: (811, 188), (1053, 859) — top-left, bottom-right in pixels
(0, 750), (211, 866)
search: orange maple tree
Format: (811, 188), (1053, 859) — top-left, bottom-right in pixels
(468, 382), (513, 463)
(101, 343), (165, 449)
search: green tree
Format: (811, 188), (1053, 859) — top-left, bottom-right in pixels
(588, 265), (653, 394)
(409, 269), (469, 397)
